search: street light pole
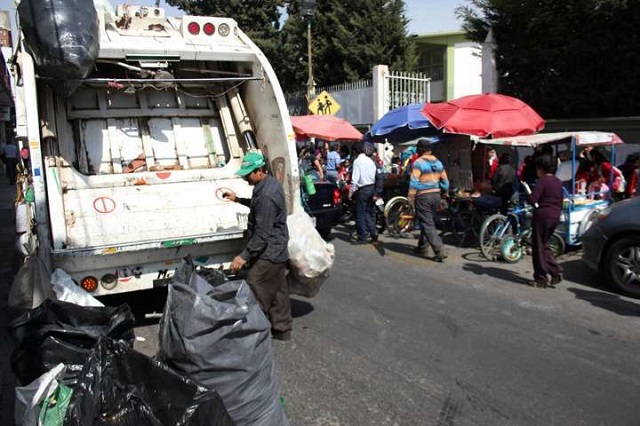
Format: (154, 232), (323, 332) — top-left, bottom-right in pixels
(307, 19), (314, 101)
(301, 0), (317, 102)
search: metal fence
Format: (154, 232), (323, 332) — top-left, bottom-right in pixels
(284, 67), (432, 126)
(385, 70), (431, 110)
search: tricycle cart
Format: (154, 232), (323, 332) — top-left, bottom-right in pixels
(476, 131), (624, 248)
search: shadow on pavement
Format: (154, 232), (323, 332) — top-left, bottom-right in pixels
(557, 257), (609, 292)
(567, 287), (640, 316)
(461, 262), (532, 286)
(291, 297), (314, 318)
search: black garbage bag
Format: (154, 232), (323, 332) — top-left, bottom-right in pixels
(17, 0), (99, 94)
(157, 260), (289, 426)
(64, 338), (234, 426)
(8, 299), (135, 386)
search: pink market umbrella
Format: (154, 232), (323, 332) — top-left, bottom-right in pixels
(422, 93), (545, 138)
(290, 115), (362, 142)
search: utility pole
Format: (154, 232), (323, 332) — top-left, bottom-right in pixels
(301, 0), (317, 103)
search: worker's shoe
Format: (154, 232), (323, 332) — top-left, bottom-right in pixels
(549, 274), (564, 287)
(528, 278), (549, 288)
(433, 250), (448, 262)
(412, 246), (428, 256)
(272, 331), (291, 341)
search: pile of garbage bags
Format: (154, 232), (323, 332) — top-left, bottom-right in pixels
(7, 260), (293, 425)
(9, 296), (233, 426)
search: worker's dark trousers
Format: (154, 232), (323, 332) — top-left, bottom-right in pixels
(247, 259), (292, 336)
(531, 215), (563, 282)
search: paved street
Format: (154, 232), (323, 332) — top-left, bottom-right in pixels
(131, 224), (640, 425)
(3, 203), (640, 425)
(277, 229), (640, 425)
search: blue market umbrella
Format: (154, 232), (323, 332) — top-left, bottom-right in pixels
(365, 103), (440, 144)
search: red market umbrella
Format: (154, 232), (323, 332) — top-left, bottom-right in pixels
(290, 115), (362, 142)
(421, 94), (545, 138)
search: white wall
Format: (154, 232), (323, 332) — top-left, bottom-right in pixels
(453, 42), (482, 98)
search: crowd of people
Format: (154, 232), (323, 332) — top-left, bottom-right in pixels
(297, 142), (360, 184)
(574, 147), (639, 199)
(484, 145), (640, 202)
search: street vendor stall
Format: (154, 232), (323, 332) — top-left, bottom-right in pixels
(476, 131), (624, 246)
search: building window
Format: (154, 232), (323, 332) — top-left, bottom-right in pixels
(418, 46), (445, 81)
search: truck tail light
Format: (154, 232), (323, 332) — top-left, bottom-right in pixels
(187, 22), (200, 35)
(333, 188), (341, 206)
(100, 273), (118, 290)
(203, 22), (215, 35)
(80, 276), (99, 292)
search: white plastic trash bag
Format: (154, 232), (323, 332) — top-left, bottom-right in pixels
(15, 363), (66, 426)
(51, 268), (104, 307)
(9, 255), (54, 309)
(286, 211), (335, 298)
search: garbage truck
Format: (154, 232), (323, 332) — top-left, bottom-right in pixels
(11, 2), (302, 297)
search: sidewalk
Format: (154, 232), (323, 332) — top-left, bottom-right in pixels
(0, 174), (18, 426)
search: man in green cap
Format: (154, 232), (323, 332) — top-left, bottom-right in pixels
(224, 151), (292, 340)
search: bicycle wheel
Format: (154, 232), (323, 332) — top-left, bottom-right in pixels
(479, 214), (511, 261)
(469, 212), (488, 239)
(384, 196), (408, 219)
(549, 232), (566, 258)
(500, 235), (524, 263)
(395, 203), (415, 236)
(439, 208), (472, 245)
(385, 197), (407, 236)
(521, 228), (565, 258)
(453, 210), (474, 245)
(386, 198), (414, 237)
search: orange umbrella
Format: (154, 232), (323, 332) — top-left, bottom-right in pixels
(290, 115), (362, 141)
(422, 94), (545, 138)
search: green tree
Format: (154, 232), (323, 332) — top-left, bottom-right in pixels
(456, 0), (640, 118)
(166, 0), (285, 64)
(275, 0), (417, 92)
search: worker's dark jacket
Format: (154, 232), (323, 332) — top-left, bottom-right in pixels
(238, 175), (289, 264)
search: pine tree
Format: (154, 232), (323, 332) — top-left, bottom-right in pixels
(277, 0), (416, 92)
(456, 0), (640, 118)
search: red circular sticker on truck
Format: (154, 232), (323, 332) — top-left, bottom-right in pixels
(93, 196), (116, 214)
(216, 187), (233, 201)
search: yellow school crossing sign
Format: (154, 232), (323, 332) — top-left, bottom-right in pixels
(308, 90), (341, 115)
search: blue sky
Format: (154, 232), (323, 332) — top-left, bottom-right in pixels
(0, 0), (462, 35)
(405, 0), (463, 34)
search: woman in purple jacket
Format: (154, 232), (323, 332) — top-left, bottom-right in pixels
(527, 153), (564, 288)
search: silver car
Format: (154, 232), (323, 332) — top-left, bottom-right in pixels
(581, 197), (640, 298)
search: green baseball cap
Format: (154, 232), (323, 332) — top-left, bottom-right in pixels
(236, 152), (266, 176)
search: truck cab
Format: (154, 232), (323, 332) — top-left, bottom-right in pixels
(12, 4), (301, 295)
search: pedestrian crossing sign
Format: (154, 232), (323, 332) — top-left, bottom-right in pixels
(308, 90), (341, 115)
